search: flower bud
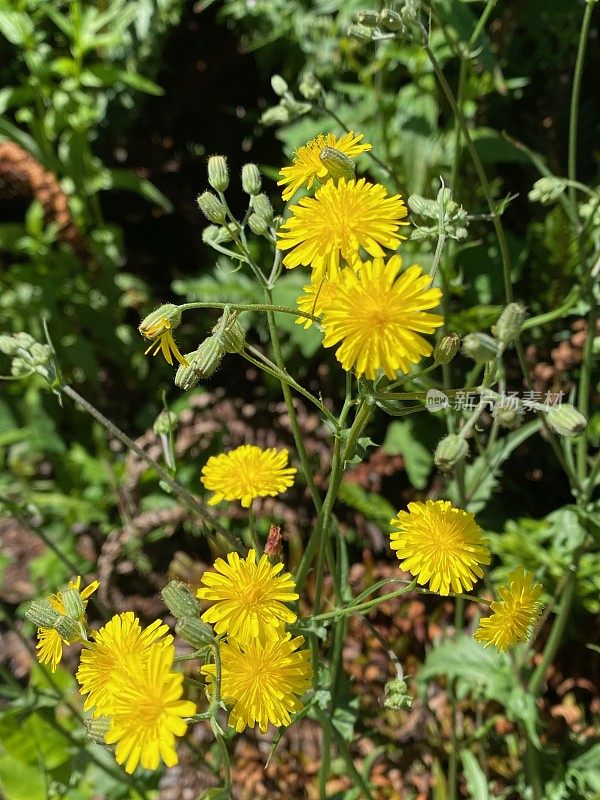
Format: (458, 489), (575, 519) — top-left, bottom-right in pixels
(202, 225), (232, 245)
(175, 615), (213, 649)
(197, 191), (227, 224)
(241, 163), (262, 195)
(528, 176), (566, 205)
(384, 678), (412, 711)
(30, 343), (52, 365)
(434, 333), (461, 365)
(252, 193), (274, 222)
(85, 716), (111, 744)
(493, 402), (523, 430)
(354, 10), (380, 26)
(207, 155), (229, 193)
(174, 337), (224, 390)
(298, 71), (322, 100)
(13, 332), (35, 349)
(26, 599), (60, 628)
(10, 357), (31, 377)
(60, 587), (85, 619)
(319, 146), (356, 182)
(53, 615), (85, 643)
(379, 8), (403, 30)
(139, 304), (182, 339)
(434, 434), (469, 472)
(162, 580), (201, 619)
(271, 75), (288, 97)
(260, 105), (290, 126)
(218, 317), (245, 354)
(547, 404), (587, 437)
(0, 335), (18, 355)
(347, 22), (374, 41)
(462, 332), (499, 363)
(407, 194), (438, 219)
(494, 303), (527, 346)
(248, 213), (270, 236)
(153, 410), (178, 436)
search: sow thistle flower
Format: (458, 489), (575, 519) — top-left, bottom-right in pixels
(200, 444), (297, 507)
(36, 576), (99, 672)
(201, 634), (312, 733)
(77, 611), (172, 716)
(197, 549), (298, 644)
(474, 568), (544, 651)
(321, 256), (443, 379)
(105, 644), (196, 774)
(276, 178), (409, 277)
(278, 131), (372, 201)
(390, 500), (491, 595)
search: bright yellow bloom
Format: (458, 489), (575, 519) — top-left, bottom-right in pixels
(201, 444), (297, 508)
(390, 500), (491, 595)
(320, 256), (443, 379)
(36, 576), (99, 672)
(278, 132), (372, 201)
(296, 271), (339, 329)
(77, 612), (172, 716)
(142, 318), (188, 367)
(276, 178), (408, 276)
(201, 634), (312, 733)
(474, 568), (543, 651)
(197, 549), (298, 644)
(105, 643), (196, 774)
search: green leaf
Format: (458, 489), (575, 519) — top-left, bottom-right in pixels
(382, 419), (432, 489)
(100, 169), (173, 212)
(338, 481), (395, 528)
(461, 751), (490, 800)
(82, 64), (164, 96)
(0, 10), (34, 45)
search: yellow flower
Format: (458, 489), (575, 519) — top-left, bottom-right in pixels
(201, 444), (297, 507)
(320, 256), (443, 379)
(36, 576), (99, 672)
(390, 500), (491, 595)
(77, 612), (172, 716)
(474, 568), (543, 651)
(197, 549), (298, 644)
(296, 271), (339, 329)
(105, 643), (196, 774)
(278, 132), (372, 201)
(142, 318), (188, 367)
(201, 634), (312, 733)
(276, 178), (409, 276)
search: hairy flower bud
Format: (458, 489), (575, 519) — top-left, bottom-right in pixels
(202, 225), (232, 245)
(493, 402), (523, 430)
(0, 335), (18, 355)
(29, 343), (52, 365)
(60, 587), (84, 620)
(248, 213), (270, 236)
(319, 146), (356, 182)
(434, 333), (461, 365)
(161, 580), (201, 619)
(347, 22), (373, 41)
(408, 194), (438, 219)
(153, 409), (177, 436)
(26, 599), (60, 628)
(379, 8), (403, 30)
(241, 163), (262, 196)
(174, 337), (224, 390)
(260, 105), (291, 126)
(53, 615), (85, 643)
(298, 71), (322, 100)
(354, 10), (380, 26)
(139, 304), (182, 339)
(218, 318), (245, 354)
(85, 716), (111, 744)
(494, 303), (527, 346)
(528, 176), (566, 205)
(13, 332), (35, 349)
(197, 191), (227, 224)
(271, 75), (288, 97)
(434, 434), (469, 472)
(252, 193), (274, 222)
(547, 404), (587, 437)
(462, 332), (499, 363)
(175, 615), (213, 649)
(207, 155), (229, 192)
(384, 678), (412, 711)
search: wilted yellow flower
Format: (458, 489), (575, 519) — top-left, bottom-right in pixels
(197, 549), (298, 644)
(475, 568), (543, 651)
(201, 634), (312, 733)
(36, 576), (99, 672)
(77, 612), (172, 716)
(390, 500), (491, 595)
(142, 318), (188, 367)
(201, 444), (297, 507)
(105, 643), (196, 774)
(276, 178), (408, 277)
(296, 271), (339, 328)
(278, 132), (372, 201)
(320, 256), (443, 379)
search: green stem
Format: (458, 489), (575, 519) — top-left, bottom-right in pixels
(248, 503), (260, 552)
(315, 709), (375, 800)
(179, 301), (319, 324)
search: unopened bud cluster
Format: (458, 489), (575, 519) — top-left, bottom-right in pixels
(260, 75), (311, 127)
(383, 677), (413, 711)
(175, 308), (245, 390)
(528, 176), (566, 205)
(0, 332), (54, 382)
(161, 580), (213, 648)
(409, 186), (469, 242)
(349, 3), (422, 42)
(26, 587), (89, 645)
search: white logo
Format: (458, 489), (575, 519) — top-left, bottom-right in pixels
(426, 389), (449, 413)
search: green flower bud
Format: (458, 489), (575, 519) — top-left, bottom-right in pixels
(379, 8), (403, 30)
(216, 316), (246, 354)
(153, 410), (178, 436)
(462, 332), (499, 363)
(26, 599), (60, 628)
(139, 304), (182, 339)
(11, 357), (31, 377)
(298, 71), (322, 100)
(347, 22), (374, 41)
(202, 225), (232, 245)
(85, 716), (111, 744)
(207, 155), (229, 193)
(53, 615), (85, 643)
(241, 163), (262, 196)
(0, 335), (18, 355)
(252, 193), (274, 222)
(354, 10), (380, 26)
(248, 213), (270, 236)
(434, 333), (461, 365)
(528, 176), (566, 205)
(434, 433), (469, 472)
(493, 402), (523, 430)
(161, 580), (201, 619)
(384, 678), (412, 711)
(174, 337), (224, 390)
(407, 194), (438, 219)
(271, 75), (288, 97)
(547, 404), (587, 437)
(494, 303), (527, 346)
(13, 332), (35, 349)
(29, 343), (52, 365)
(197, 191), (227, 224)
(60, 587), (84, 620)
(319, 146), (355, 182)
(175, 615), (214, 649)
(260, 105), (290, 126)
